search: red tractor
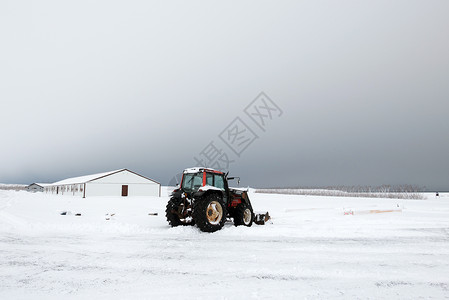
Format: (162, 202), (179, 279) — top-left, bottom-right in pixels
(166, 167), (261, 232)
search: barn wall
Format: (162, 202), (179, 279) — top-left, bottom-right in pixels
(85, 183), (160, 197)
(45, 184), (84, 196)
(86, 170), (160, 197)
(127, 183), (160, 197)
(85, 183), (121, 197)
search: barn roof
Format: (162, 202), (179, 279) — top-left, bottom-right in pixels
(50, 169), (160, 186)
(30, 183), (52, 188)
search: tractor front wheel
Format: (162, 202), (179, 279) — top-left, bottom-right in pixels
(234, 203), (254, 227)
(193, 193), (227, 232)
(165, 197), (194, 227)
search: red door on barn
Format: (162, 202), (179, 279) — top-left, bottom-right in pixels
(121, 185), (128, 197)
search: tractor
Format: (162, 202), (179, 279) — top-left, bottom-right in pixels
(166, 167), (265, 232)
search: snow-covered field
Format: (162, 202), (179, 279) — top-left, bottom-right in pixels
(1, 189), (448, 299)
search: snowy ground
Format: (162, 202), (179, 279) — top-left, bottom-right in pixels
(1, 189), (449, 299)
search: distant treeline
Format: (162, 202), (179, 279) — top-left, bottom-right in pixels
(0, 184), (27, 191)
(256, 185), (425, 200)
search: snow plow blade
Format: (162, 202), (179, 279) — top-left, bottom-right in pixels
(254, 212), (271, 225)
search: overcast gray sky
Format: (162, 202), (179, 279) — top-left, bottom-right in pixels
(1, 0), (448, 190)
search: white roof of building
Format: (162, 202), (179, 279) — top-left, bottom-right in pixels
(50, 169), (160, 186)
(31, 183), (52, 187)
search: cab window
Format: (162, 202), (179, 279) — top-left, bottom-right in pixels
(214, 174), (225, 190)
(182, 172), (204, 192)
(206, 172), (214, 186)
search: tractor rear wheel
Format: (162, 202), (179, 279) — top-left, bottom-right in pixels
(165, 197), (194, 227)
(234, 203), (254, 227)
(193, 193), (226, 232)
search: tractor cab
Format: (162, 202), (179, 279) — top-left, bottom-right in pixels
(178, 168), (230, 202)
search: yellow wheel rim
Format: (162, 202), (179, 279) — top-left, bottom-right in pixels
(206, 201), (223, 225)
(243, 208), (252, 225)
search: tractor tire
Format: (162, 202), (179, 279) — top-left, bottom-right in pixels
(165, 197), (194, 227)
(193, 193), (227, 232)
(233, 203), (254, 227)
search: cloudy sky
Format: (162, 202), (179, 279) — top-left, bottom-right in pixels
(1, 0), (448, 190)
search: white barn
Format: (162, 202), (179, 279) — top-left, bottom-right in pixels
(26, 183), (50, 193)
(44, 169), (160, 198)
